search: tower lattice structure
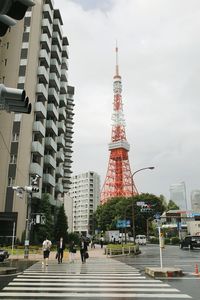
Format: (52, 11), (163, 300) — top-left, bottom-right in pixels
(100, 46), (138, 204)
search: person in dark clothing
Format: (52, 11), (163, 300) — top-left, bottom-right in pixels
(79, 237), (88, 263)
(57, 237), (65, 264)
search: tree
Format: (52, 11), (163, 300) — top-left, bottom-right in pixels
(31, 193), (54, 244)
(167, 200), (179, 210)
(54, 204), (68, 243)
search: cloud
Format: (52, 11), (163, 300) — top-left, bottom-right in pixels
(56, 0), (200, 204)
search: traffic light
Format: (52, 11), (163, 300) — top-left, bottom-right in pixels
(0, 0), (35, 36)
(0, 84), (32, 114)
(25, 186), (39, 193)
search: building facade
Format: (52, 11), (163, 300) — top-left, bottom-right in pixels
(0, 0), (75, 240)
(170, 182), (187, 210)
(69, 172), (100, 236)
(191, 190), (200, 212)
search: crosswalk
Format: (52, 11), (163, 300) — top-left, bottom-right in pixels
(0, 258), (192, 299)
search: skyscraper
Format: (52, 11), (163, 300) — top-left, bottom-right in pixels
(0, 0), (75, 240)
(191, 190), (200, 212)
(170, 182), (187, 210)
(69, 171), (100, 236)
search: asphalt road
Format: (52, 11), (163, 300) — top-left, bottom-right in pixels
(116, 243), (200, 299)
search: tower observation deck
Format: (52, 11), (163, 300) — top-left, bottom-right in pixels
(100, 46), (138, 204)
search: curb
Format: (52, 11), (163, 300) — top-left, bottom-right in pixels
(0, 267), (17, 275)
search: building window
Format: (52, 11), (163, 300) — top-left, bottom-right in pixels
(12, 133), (19, 141)
(10, 154), (17, 164)
(8, 177), (15, 186)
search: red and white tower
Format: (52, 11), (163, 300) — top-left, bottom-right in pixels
(100, 46), (138, 204)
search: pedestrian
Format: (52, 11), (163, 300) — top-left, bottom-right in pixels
(79, 236), (88, 263)
(56, 237), (65, 264)
(91, 237), (95, 248)
(42, 237), (52, 266)
(69, 240), (76, 263)
(100, 236), (104, 248)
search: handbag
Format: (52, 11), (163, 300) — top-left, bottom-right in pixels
(85, 252), (89, 259)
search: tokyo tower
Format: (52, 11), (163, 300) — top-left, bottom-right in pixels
(100, 45), (138, 204)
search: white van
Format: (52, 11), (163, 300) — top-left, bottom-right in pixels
(135, 235), (147, 245)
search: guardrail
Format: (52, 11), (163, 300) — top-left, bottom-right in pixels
(105, 244), (140, 257)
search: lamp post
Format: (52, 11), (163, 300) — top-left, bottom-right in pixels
(131, 166), (155, 240)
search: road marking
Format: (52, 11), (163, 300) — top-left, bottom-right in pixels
(0, 292), (192, 298)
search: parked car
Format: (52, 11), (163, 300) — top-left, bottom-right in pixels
(135, 235), (147, 245)
(180, 235), (200, 250)
(0, 249), (9, 262)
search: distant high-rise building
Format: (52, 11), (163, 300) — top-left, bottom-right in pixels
(170, 182), (187, 210)
(0, 0), (75, 240)
(191, 190), (200, 212)
(69, 171), (100, 236)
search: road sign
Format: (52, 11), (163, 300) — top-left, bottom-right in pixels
(116, 219), (131, 228)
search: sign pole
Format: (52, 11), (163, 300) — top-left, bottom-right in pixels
(158, 226), (163, 269)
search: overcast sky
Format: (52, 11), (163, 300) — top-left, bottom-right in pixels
(55, 0), (200, 205)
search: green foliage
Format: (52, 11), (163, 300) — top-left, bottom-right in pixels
(67, 232), (80, 245)
(31, 193), (54, 244)
(164, 238), (171, 244)
(171, 237), (180, 245)
(167, 200), (179, 210)
(150, 237), (159, 244)
(54, 204), (68, 243)
(94, 193), (166, 236)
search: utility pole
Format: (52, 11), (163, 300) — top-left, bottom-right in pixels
(13, 175), (39, 259)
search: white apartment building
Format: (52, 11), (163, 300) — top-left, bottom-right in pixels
(0, 0), (75, 240)
(191, 190), (200, 212)
(69, 172), (100, 236)
(170, 182), (187, 210)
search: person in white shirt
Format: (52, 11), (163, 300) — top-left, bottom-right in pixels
(56, 237), (65, 264)
(42, 237), (52, 266)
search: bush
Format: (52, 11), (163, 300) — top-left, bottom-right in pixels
(150, 237), (159, 244)
(164, 238), (171, 244)
(171, 237), (180, 245)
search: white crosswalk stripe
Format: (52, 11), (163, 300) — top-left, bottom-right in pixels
(0, 258), (192, 299)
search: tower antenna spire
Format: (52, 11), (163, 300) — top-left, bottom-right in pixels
(115, 40), (119, 76)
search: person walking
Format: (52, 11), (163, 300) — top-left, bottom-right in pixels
(57, 237), (65, 264)
(79, 237), (88, 263)
(42, 237), (52, 266)
(69, 240), (76, 263)
(100, 236), (104, 248)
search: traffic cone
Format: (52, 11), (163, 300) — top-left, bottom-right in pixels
(195, 264), (199, 275)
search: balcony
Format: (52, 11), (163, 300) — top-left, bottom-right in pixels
(43, 173), (55, 187)
(51, 45), (62, 64)
(36, 84), (48, 102)
(59, 107), (66, 120)
(61, 57), (68, 70)
(60, 81), (67, 94)
(48, 88), (59, 106)
(37, 66), (49, 84)
(39, 49), (50, 68)
(56, 150), (64, 162)
(40, 33), (51, 52)
(29, 162), (43, 177)
(56, 166), (64, 177)
(50, 58), (61, 78)
(47, 103), (59, 120)
(62, 45), (68, 58)
(59, 94), (67, 107)
(46, 120), (58, 135)
(49, 73), (60, 91)
(31, 141), (44, 157)
(34, 101), (47, 118)
(57, 120), (66, 133)
(53, 18), (63, 39)
(55, 183), (63, 193)
(41, 18), (53, 38)
(43, 3), (53, 23)
(45, 137), (57, 152)
(52, 31), (62, 51)
(56, 136), (65, 147)
(61, 69), (68, 82)
(44, 154), (56, 169)
(33, 121), (45, 137)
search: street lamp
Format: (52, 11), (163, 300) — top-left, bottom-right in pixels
(131, 166), (155, 239)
